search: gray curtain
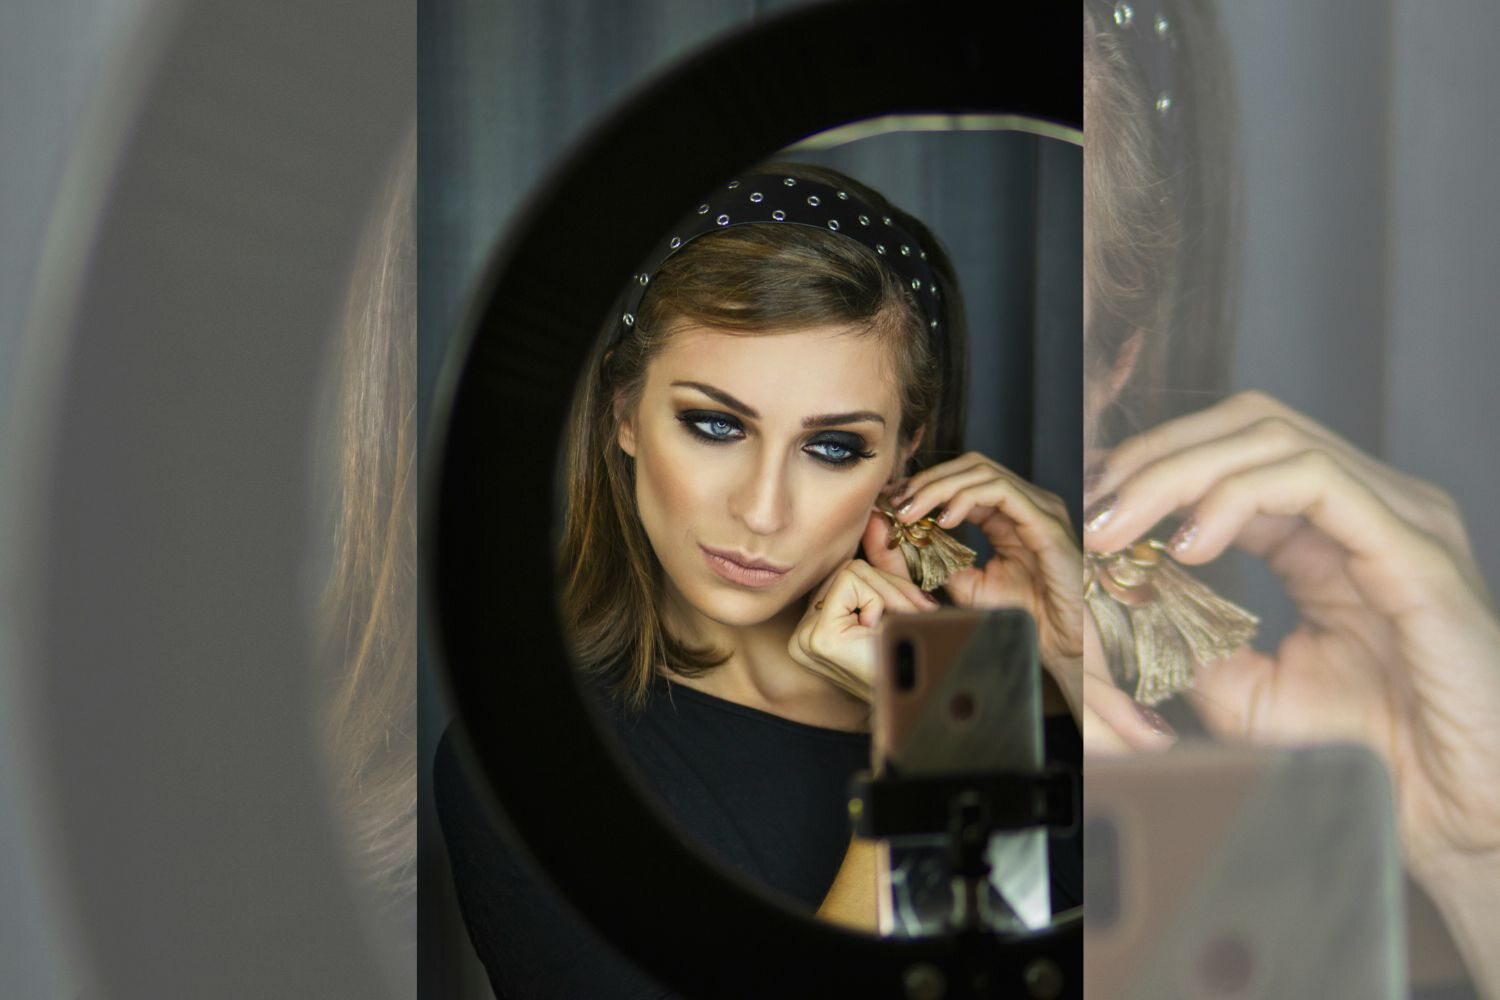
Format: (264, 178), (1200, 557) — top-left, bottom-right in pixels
(418, 1), (1079, 996)
(1216, 0), (1500, 645)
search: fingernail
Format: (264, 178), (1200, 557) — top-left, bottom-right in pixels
(1168, 516), (1198, 554)
(897, 499), (915, 516)
(921, 591), (941, 607)
(1136, 703), (1177, 740)
(1083, 493), (1118, 533)
(932, 505), (949, 524)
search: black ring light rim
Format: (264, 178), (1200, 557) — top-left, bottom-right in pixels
(425, 2), (1081, 997)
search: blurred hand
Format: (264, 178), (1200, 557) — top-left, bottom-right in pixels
(1084, 391), (1500, 874)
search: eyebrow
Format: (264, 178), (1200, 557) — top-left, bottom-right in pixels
(671, 381), (886, 428)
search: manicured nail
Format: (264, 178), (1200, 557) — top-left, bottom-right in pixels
(932, 505), (949, 524)
(1136, 703), (1176, 740)
(897, 499), (915, 516)
(1083, 493), (1118, 533)
(1168, 516), (1198, 554)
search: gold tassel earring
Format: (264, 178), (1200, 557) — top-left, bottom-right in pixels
(1085, 539), (1259, 705)
(876, 503), (977, 592)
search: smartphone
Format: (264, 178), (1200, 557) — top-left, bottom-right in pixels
(1084, 744), (1405, 999)
(871, 608), (1049, 937)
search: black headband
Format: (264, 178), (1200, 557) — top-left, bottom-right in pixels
(612, 171), (943, 347)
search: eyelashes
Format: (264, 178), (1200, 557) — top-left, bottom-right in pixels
(676, 410), (875, 468)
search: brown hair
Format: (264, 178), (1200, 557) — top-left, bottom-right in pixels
(559, 162), (968, 710)
(1085, 0), (1240, 442)
(320, 128), (416, 903)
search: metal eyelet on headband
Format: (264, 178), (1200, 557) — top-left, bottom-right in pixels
(697, 204), (709, 214)
(876, 244), (886, 254)
(783, 177), (797, 186)
(827, 219), (840, 231)
(900, 245), (911, 256)
(771, 209), (786, 221)
(716, 214), (730, 226)
(637, 274), (649, 286)
(807, 195), (820, 207)
(1114, 2), (1134, 28)
(749, 192), (763, 203)
(882, 216), (893, 226)
(727, 180), (741, 189)
(623, 313), (635, 327)
(911, 278), (921, 290)
(837, 191), (849, 200)
(669, 236), (682, 249)
(858, 214), (870, 226)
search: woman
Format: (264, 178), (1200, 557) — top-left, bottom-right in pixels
(1082, 3), (1500, 995)
(435, 161), (1084, 998)
(319, 128), (417, 985)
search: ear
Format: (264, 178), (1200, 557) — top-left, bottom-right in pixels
(614, 392), (637, 457)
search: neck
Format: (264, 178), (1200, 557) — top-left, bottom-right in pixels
(660, 585), (868, 727)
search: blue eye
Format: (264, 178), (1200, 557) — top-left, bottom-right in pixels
(805, 435), (875, 468)
(679, 411), (744, 443)
(809, 441), (852, 462)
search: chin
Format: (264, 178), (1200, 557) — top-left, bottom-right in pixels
(677, 581), (803, 630)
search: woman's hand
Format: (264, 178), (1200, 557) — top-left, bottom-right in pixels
(874, 451), (1171, 750)
(1083, 391), (1500, 877)
(787, 558), (938, 702)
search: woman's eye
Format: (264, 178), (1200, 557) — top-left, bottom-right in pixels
(805, 436), (872, 467)
(679, 412), (743, 442)
(808, 441), (852, 462)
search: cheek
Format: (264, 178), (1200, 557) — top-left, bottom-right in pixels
(634, 430), (707, 526)
(798, 476), (881, 561)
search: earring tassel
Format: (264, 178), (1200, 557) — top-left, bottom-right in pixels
(1085, 540), (1259, 705)
(877, 505), (977, 592)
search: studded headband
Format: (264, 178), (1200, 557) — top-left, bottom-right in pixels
(1097, 0), (1181, 166)
(612, 172), (943, 347)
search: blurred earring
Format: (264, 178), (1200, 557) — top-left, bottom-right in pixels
(1085, 540), (1259, 705)
(876, 502), (976, 592)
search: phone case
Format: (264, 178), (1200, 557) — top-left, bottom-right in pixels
(871, 608), (1048, 937)
(1084, 744), (1405, 999)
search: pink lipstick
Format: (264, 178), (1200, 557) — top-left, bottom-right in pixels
(700, 545), (790, 588)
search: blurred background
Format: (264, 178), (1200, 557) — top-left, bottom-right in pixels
(5, 0), (1500, 997)
(1202, 1), (1500, 645)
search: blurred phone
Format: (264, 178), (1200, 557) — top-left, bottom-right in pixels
(1084, 744), (1405, 999)
(871, 608), (1049, 936)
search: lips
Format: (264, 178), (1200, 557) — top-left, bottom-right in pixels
(700, 545), (791, 587)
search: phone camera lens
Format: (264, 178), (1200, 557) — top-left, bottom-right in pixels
(894, 639), (917, 690)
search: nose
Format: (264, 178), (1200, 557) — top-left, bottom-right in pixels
(728, 450), (792, 536)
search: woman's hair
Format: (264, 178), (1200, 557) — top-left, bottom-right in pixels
(560, 161), (968, 710)
(320, 127), (417, 905)
(1085, 0), (1240, 442)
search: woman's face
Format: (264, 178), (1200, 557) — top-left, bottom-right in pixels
(617, 321), (912, 629)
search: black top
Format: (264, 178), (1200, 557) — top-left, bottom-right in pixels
(434, 674), (1082, 1000)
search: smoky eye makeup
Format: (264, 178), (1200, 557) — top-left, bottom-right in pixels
(804, 431), (876, 467)
(675, 409), (875, 468)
